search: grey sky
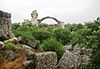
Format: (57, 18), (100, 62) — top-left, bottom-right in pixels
(0, 0), (100, 24)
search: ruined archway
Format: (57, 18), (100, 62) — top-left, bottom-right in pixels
(38, 16), (61, 24)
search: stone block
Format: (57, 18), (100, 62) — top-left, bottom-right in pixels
(57, 50), (81, 69)
(35, 52), (57, 69)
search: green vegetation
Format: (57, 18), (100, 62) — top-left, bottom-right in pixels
(4, 41), (22, 50)
(12, 17), (100, 69)
(0, 52), (4, 61)
(42, 38), (65, 59)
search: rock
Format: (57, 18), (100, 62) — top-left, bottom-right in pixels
(27, 40), (39, 49)
(82, 55), (90, 65)
(5, 50), (16, 61)
(0, 41), (4, 50)
(81, 47), (92, 56)
(18, 36), (40, 50)
(80, 48), (92, 66)
(22, 45), (33, 50)
(23, 60), (35, 69)
(34, 52), (57, 69)
(57, 50), (81, 69)
(0, 10), (14, 39)
(23, 50), (35, 69)
(21, 38), (43, 52)
(4, 37), (18, 44)
(0, 35), (6, 41)
(72, 43), (81, 54)
(63, 44), (72, 51)
(27, 51), (35, 60)
(31, 10), (38, 26)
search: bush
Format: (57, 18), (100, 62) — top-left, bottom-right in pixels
(53, 28), (70, 45)
(12, 23), (20, 30)
(32, 29), (51, 43)
(12, 25), (35, 43)
(42, 38), (65, 59)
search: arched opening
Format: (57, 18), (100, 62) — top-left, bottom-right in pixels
(38, 16), (61, 24)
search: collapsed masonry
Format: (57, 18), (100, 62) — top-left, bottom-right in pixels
(0, 10), (14, 40)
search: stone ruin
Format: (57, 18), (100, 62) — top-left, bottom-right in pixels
(0, 10), (14, 40)
(0, 10), (92, 69)
(30, 10), (65, 28)
(31, 10), (39, 27)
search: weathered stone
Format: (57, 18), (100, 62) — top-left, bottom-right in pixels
(0, 11), (11, 18)
(27, 51), (35, 60)
(0, 41), (4, 50)
(63, 44), (72, 51)
(4, 37), (18, 44)
(0, 10), (3, 17)
(72, 43), (81, 54)
(22, 45), (33, 50)
(5, 50), (16, 61)
(35, 52), (57, 69)
(81, 48), (92, 66)
(31, 10), (38, 26)
(23, 60), (35, 69)
(57, 50), (81, 69)
(82, 55), (90, 65)
(27, 40), (39, 49)
(81, 47), (92, 56)
(0, 10), (14, 39)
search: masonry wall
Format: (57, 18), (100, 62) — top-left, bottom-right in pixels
(0, 10), (14, 39)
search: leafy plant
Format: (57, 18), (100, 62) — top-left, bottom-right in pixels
(42, 38), (65, 59)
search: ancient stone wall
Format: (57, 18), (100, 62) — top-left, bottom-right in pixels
(0, 10), (14, 40)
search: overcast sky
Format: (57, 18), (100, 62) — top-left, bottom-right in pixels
(0, 0), (100, 24)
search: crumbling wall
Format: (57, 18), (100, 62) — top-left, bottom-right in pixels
(0, 10), (14, 40)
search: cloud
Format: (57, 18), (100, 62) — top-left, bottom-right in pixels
(0, 0), (100, 23)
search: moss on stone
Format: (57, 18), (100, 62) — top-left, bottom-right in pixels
(4, 42), (23, 50)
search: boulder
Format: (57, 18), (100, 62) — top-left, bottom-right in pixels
(22, 45), (33, 50)
(23, 60), (35, 69)
(0, 41), (4, 50)
(5, 50), (16, 61)
(34, 52), (57, 69)
(23, 49), (35, 69)
(18, 36), (43, 51)
(27, 51), (35, 60)
(81, 47), (92, 56)
(57, 50), (81, 69)
(72, 43), (81, 54)
(63, 44), (72, 51)
(4, 37), (18, 44)
(27, 40), (39, 49)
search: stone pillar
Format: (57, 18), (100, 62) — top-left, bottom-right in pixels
(0, 10), (14, 39)
(60, 22), (65, 29)
(31, 10), (38, 27)
(58, 21), (65, 29)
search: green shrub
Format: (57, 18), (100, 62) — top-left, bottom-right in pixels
(53, 28), (70, 45)
(32, 29), (51, 43)
(12, 25), (35, 42)
(0, 52), (3, 61)
(42, 38), (65, 59)
(12, 23), (20, 30)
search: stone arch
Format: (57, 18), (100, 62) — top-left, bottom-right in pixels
(38, 16), (61, 24)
